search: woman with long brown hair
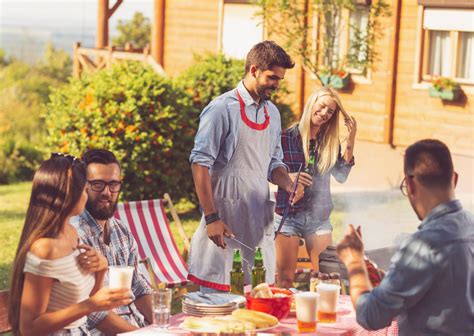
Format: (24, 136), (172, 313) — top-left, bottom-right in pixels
(8, 154), (132, 335)
(274, 87), (357, 288)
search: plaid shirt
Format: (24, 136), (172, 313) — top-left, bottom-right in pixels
(71, 210), (153, 334)
(276, 125), (354, 219)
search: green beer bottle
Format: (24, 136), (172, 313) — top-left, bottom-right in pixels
(230, 249), (244, 295)
(251, 247), (266, 288)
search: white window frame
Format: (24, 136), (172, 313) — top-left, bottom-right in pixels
(217, 0), (265, 59)
(413, 6), (474, 91)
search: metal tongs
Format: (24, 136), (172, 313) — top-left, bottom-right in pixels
(274, 163), (303, 239)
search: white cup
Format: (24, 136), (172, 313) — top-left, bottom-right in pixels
(294, 291), (319, 332)
(108, 266), (134, 289)
(316, 283), (340, 322)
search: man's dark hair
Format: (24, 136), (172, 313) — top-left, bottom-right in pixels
(245, 40), (295, 74)
(404, 139), (454, 189)
(82, 149), (120, 168)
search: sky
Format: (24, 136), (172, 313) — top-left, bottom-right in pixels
(0, 0), (154, 61)
(0, 0), (153, 30)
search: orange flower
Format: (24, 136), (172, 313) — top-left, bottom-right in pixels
(126, 125), (137, 134)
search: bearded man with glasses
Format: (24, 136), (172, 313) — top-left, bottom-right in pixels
(71, 149), (153, 335)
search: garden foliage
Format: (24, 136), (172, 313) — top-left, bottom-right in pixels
(0, 43), (70, 183)
(47, 62), (198, 202)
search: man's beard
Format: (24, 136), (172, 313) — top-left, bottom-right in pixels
(86, 196), (118, 220)
(256, 83), (276, 101)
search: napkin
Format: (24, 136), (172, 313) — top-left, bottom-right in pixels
(184, 292), (243, 305)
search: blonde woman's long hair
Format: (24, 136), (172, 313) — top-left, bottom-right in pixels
(298, 86), (348, 176)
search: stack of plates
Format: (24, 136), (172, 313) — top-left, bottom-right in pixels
(182, 295), (246, 317)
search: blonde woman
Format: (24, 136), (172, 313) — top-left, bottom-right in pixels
(274, 87), (357, 288)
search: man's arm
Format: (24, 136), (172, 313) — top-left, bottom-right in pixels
(134, 294), (152, 324)
(270, 166), (305, 205)
(336, 224), (372, 306)
(95, 312), (138, 334)
(191, 163), (233, 248)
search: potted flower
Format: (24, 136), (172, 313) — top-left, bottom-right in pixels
(318, 67), (350, 90)
(429, 77), (461, 101)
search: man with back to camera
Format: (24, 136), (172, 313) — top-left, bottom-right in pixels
(188, 40), (305, 292)
(337, 139), (474, 335)
(72, 149), (153, 335)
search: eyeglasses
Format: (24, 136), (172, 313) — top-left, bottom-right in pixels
(51, 152), (82, 164)
(88, 180), (122, 193)
(400, 175), (415, 197)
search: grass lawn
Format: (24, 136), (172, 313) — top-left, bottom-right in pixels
(0, 182), (345, 292)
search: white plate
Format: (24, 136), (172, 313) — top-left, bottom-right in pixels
(178, 322), (279, 333)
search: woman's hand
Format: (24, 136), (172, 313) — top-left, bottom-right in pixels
(86, 287), (133, 312)
(345, 116), (357, 145)
(77, 244), (108, 273)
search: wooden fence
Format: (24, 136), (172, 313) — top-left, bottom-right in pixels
(73, 42), (165, 78)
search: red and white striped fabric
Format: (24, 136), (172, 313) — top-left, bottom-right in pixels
(114, 199), (190, 288)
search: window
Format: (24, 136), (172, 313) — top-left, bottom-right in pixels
(348, 5), (370, 73)
(421, 8), (474, 83)
(220, 1), (263, 59)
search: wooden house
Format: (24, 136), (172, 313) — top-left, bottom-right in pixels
(76, 0), (473, 156)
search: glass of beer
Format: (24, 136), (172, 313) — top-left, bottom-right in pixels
(294, 292), (319, 332)
(108, 266), (134, 289)
(316, 283), (340, 323)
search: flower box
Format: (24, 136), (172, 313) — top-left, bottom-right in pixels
(428, 86), (461, 101)
(319, 73), (350, 90)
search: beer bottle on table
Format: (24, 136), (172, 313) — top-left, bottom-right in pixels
(251, 247), (266, 288)
(230, 249), (244, 295)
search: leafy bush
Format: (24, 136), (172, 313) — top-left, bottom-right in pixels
(46, 62), (198, 202)
(176, 53), (296, 128)
(0, 44), (70, 183)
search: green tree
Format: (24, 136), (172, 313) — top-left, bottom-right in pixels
(0, 48), (12, 67)
(255, 0), (390, 83)
(112, 12), (151, 49)
(0, 44), (72, 183)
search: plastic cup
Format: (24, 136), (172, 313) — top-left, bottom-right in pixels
(294, 291), (319, 332)
(108, 266), (134, 289)
(316, 283), (340, 323)
(152, 289), (172, 328)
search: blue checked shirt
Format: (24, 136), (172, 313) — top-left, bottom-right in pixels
(71, 210), (153, 334)
(275, 124), (354, 219)
(356, 200), (474, 335)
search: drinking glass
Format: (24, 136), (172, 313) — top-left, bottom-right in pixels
(294, 292), (319, 332)
(316, 283), (340, 323)
(152, 288), (172, 328)
(108, 266), (134, 289)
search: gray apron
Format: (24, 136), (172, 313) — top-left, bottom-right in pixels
(188, 90), (276, 290)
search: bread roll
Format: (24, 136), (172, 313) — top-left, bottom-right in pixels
(250, 283), (273, 298)
(231, 309), (278, 329)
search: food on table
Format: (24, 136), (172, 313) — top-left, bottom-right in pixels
(250, 282), (273, 298)
(231, 308), (278, 328)
(181, 315), (255, 332)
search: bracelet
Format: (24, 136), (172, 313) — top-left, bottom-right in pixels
(205, 212), (220, 225)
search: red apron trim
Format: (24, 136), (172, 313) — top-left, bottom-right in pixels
(188, 274), (230, 292)
(236, 90), (270, 131)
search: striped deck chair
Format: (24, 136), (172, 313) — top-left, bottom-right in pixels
(114, 193), (192, 289)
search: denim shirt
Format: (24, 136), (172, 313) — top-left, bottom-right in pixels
(189, 81), (287, 182)
(356, 200), (474, 335)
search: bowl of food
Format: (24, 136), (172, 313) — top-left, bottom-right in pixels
(246, 283), (292, 320)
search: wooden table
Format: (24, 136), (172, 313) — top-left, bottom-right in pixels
(119, 295), (398, 335)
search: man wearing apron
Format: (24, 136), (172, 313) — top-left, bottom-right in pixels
(188, 41), (304, 292)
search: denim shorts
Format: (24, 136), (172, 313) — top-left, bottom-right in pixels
(274, 211), (332, 238)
